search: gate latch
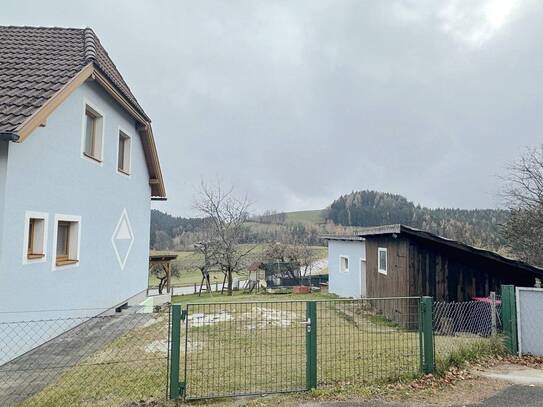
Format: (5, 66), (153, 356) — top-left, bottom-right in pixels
(301, 318), (312, 332)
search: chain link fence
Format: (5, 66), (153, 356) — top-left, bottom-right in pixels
(433, 294), (502, 367)
(0, 306), (170, 407)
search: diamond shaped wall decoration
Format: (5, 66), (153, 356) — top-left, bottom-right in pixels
(112, 209), (134, 270)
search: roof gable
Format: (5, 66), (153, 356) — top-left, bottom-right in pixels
(0, 26), (165, 198)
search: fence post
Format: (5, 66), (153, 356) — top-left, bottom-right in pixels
(420, 296), (434, 374)
(169, 304), (184, 400)
(501, 285), (518, 354)
(490, 291), (497, 337)
(306, 301), (317, 390)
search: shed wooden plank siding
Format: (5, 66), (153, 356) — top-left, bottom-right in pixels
(365, 237), (410, 298)
(365, 233), (538, 301)
(405, 236), (536, 301)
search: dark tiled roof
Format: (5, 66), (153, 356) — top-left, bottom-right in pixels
(0, 26), (148, 133)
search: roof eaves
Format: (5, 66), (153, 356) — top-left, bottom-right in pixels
(321, 234), (365, 241)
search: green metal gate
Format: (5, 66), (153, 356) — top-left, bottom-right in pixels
(169, 297), (432, 401)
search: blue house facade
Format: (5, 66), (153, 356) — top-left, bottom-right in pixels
(0, 26), (166, 362)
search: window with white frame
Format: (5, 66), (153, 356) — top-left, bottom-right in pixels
(340, 256), (349, 272)
(378, 247), (388, 275)
(23, 212), (48, 263)
(54, 216), (81, 268)
(117, 130), (131, 175)
(83, 104), (103, 162)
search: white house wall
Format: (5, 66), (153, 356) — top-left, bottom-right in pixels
(0, 80), (151, 319)
(0, 141), (8, 263)
(328, 240), (366, 298)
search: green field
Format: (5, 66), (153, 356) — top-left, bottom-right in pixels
(149, 244), (328, 288)
(284, 209), (325, 224)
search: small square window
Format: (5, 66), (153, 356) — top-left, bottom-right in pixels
(117, 130), (131, 175)
(54, 217), (81, 268)
(24, 213), (48, 263)
(340, 256), (349, 272)
(378, 247), (388, 275)
(82, 105), (103, 162)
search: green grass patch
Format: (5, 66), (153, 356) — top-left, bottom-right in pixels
(284, 209), (325, 224)
(434, 334), (506, 373)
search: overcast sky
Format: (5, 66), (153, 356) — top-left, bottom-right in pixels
(3, 0), (542, 216)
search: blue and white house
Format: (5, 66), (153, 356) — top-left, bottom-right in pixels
(0, 26), (166, 338)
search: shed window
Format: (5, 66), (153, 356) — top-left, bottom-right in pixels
(83, 105), (103, 162)
(117, 131), (131, 175)
(340, 256), (349, 273)
(378, 247), (387, 275)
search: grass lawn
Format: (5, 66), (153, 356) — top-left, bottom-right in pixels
(149, 244), (328, 288)
(18, 291), (499, 406)
(284, 209), (324, 224)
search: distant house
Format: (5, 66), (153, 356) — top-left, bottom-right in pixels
(324, 225), (543, 301)
(0, 26), (165, 318)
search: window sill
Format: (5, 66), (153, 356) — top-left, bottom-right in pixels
(83, 152), (102, 163)
(27, 253), (45, 260)
(118, 168), (131, 176)
(56, 259), (79, 267)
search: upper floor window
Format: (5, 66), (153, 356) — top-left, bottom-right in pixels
(117, 130), (131, 175)
(340, 255), (349, 273)
(83, 104), (103, 163)
(378, 247), (388, 275)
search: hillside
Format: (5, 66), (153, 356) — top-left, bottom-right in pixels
(324, 190), (508, 251)
(151, 191), (509, 253)
(284, 210), (324, 224)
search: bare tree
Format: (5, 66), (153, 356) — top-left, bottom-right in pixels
(150, 262), (180, 295)
(501, 145), (543, 267)
(262, 241), (317, 278)
(193, 181), (255, 295)
(194, 240), (219, 294)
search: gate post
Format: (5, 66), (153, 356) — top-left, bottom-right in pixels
(169, 304), (185, 399)
(306, 301), (317, 390)
(420, 296), (434, 374)
(501, 285), (518, 354)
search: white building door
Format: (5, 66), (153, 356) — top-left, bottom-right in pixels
(360, 258), (367, 298)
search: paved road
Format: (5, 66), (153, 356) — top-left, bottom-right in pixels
(306, 385), (543, 407)
(147, 280), (245, 296)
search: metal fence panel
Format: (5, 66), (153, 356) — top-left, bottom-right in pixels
(0, 307), (169, 407)
(181, 297), (422, 400)
(316, 297), (421, 385)
(183, 301), (307, 400)
(516, 287), (543, 356)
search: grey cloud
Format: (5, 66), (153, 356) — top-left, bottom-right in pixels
(2, 0), (541, 215)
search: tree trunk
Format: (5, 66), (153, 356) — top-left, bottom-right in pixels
(158, 277), (166, 295)
(227, 266), (233, 296)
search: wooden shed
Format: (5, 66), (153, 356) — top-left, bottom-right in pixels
(324, 224), (543, 301)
